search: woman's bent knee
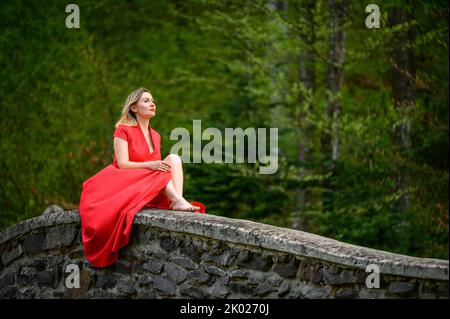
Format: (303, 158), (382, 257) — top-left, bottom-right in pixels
(165, 154), (182, 164)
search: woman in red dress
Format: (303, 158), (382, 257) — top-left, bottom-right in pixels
(78, 87), (206, 268)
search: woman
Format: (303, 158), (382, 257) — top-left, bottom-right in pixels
(78, 87), (206, 268)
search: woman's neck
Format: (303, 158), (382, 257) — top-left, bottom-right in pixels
(135, 116), (150, 130)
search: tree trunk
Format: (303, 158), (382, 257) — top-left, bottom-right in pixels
(292, 0), (316, 231)
(388, 6), (415, 215)
(387, 5), (416, 252)
(321, 0), (347, 212)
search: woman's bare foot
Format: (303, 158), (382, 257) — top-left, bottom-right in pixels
(169, 197), (200, 212)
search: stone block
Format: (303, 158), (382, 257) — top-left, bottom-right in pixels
(388, 282), (415, 294)
(244, 253), (273, 272)
(323, 265), (343, 285)
(0, 268), (15, 289)
(179, 283), (206, 298)
(335, 287), (358, 299)
(0, 285), (17, 299)
(112, 260), (133, 275)
(189, 269), (210, 284)
(137, 287), (157, 299)
(304, 286), (332, 299)
(143, 257), (164, 274)
(1, 244), (23, 266)
(43, 225), (78, 250)
(153, 275), (176, 295)
(95, 273), (117, 289)
(229, 282), (256, 295)
(228, 269), (249, 279)
(160, 237), (176, 253)
(272, 257), (298, 278)
(257, 281), (277, 295)
(180, 243), (202, 262)
(36, 270), (56, 287)
(208, 282), (229, 299)
(117, 279), (136, 295)
(172, 257), (198, 270)
(23, 232), (46, 255)
(205, 265), (227, 277)
(164, 263), (188, 284)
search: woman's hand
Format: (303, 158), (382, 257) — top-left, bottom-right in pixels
(147, 160), (172, 172)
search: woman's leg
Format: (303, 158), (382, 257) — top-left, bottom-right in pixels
(163, 179), (182, 203)
(163, 180), (199, 212)
(164, 154), (184, 197)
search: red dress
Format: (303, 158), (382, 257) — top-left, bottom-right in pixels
(78, 124), (206, 268)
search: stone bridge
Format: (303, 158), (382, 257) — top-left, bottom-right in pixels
(0, 210), (448, 299)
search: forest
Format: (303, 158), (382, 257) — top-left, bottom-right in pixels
(0, 0), (448, 259)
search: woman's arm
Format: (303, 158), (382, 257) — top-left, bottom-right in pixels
(113, 137), (171, 171)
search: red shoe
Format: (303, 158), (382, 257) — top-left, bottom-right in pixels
(189, 201), (206, 214)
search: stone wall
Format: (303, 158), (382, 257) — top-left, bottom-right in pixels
(0, 210), (448, 299)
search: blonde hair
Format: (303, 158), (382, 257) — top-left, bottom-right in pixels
(114, 87), (150, 128)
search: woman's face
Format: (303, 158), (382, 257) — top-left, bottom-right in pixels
(131, 92), (156, 119)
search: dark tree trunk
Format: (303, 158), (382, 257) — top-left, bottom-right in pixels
(321, 0), (347, 212)
(388, 6), (415, 215)
(292, 0), (316, 231)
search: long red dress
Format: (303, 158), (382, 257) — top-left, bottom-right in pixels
(78, 124), (206, 268)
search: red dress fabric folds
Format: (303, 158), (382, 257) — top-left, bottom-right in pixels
(78, 124), (205, 268)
